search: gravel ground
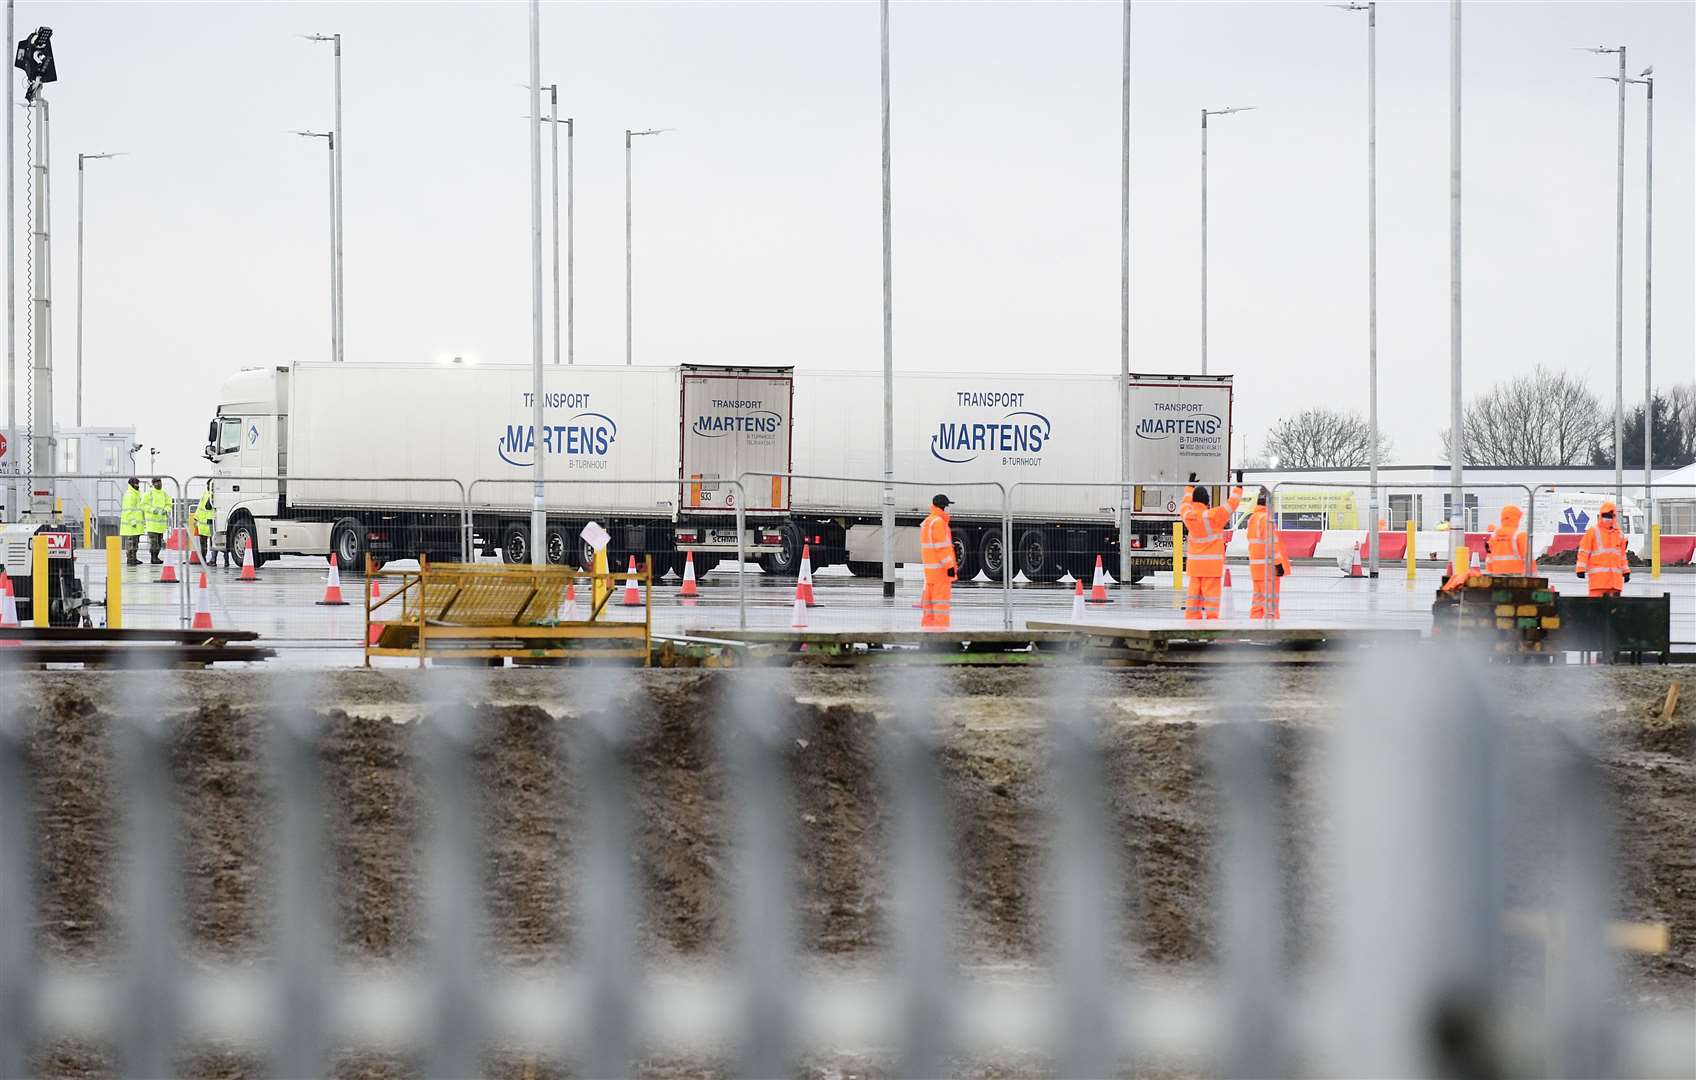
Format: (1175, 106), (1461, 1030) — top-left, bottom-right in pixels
(9, 663), (1692, 1078)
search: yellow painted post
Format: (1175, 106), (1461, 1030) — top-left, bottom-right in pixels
(591, 545), (610, 613)
(105, 536), (123, 628)
(31, 535), (49, 627)
(82, 506), (93, 549)
(1172, 521), (1184, 592)
(1406, 519), (1417, 582)
(1650, 524), (1661, 580)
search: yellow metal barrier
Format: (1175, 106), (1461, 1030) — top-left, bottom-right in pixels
(1406, 519), (1417, 582)
(82, 506), (93, 549)
(105, 536), (122, 628)
(364, 557), (652, 667)
(1650, 523), (1661, 580)
(32, 535), (48, 627)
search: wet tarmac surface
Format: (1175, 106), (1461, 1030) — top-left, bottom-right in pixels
(39, 551), (1695, 667)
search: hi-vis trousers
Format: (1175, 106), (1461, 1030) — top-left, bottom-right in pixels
(1184, 575), (1221, 620)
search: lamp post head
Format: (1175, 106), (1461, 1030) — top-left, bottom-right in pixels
(1203, 106), (1257, 119)
(1577, 45), (1624, 55)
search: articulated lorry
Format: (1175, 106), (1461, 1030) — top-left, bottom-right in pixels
(204, 363), (1231, 582)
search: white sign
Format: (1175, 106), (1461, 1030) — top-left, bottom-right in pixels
(580, 520), (610, 552)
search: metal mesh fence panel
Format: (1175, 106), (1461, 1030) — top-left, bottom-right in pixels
(738, 472), (1013, 631)
(466, 477), (749, 634)
(178, 475), (469, 650)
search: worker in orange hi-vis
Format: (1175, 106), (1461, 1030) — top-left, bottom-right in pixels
(1245, 487), (1290, 619)
(918, 493), (957, 629)
(1484, 505), (1529, 575)
(1576, 501), (1630, 597)
(1179, 480), (1241, 620)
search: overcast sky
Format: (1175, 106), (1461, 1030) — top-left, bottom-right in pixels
(7, 0), (1692, 482)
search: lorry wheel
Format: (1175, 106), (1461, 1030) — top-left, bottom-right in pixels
(978, 530), (1007, 583)
(757, 523), (803, 576)
(545, 528), (570, 565)
(501, 524), (530, 565)
(951, 532), (981, 583)
(1016, 529), (1061, 583)
(228, 516), (267, 568)
(846, 561), (882, 578)
(331, 518), (366, 571)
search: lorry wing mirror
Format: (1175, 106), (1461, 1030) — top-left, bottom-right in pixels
(207, 420), (219, 445)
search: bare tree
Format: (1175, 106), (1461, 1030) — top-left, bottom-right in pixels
(1441, 367), (1607, 466)
(1668, 382), (1696, 467)
(1263, 408), (1391, 468)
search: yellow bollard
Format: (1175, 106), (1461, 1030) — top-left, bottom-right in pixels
(1172, 521), (1185, 592)
(32, 534), (49, 627)
(591, 545), (610, 613)
(1406, 519), (1417, 582)
(82, 505), (93, 549)
(1650, 524), (1661, 580)
(105, 535), (123, 628)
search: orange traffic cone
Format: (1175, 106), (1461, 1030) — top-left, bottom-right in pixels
(1348, 541), (1364, 578)
(791, 591), (809, 628)
(679, 551), (700, 599)
(0, 573), (20, 644)
(1087, 554), (1109, 603)
(1071, 577), (1086, 621)
(1222, 564), (1233, 588)
(563, 577), (579, 618)
(191, 572), (215, 629)
(797, 543), (819, 607)
(367, 578), (384, 645)
(317, 553), (349, 606)
(620, 556), (642, 606)
(187, 527), (203, 565)
(158, 529), (180, 584)
(237, 536), (260, 582)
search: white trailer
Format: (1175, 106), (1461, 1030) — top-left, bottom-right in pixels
(203, 363), (793, 571)
(202, 362), (1228, 581)
(787, 370), (1232, 582)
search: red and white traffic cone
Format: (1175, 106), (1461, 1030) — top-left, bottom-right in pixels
(563, 577), (579, 618)
(1221, 574), (1237, 618)
(1071, 577), (1086, 620)
(237, 536), (260, 582)
(158, 528), (180, 584)
(0, 573), (20, 644)
(187, 527), (203, 566)
(1222, 564), (1233, 588)
(191, 572), (215, 630)
(679, 551), (700, 599)
(1087, 554), (1110, 603)
(1348, 541), (1364, 578)
(797, 543), (819, 606)
(317, 553), (349, 606)
(367, 578), (384, 646)
(620, 555), (642, 606)
(791, 591), (809, 628)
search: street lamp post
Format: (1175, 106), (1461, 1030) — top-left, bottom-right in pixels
(1448, 1), (1463, 554)
(289, 131), (336, 366)
(1582, 45), (1627, 503)
(76, 151), (124, 428)
(1332, 1), (1378, 575)
(1118, 0), (1131, 595)
(879, 0), (895, 599)
(1638, 68), (1653, 518)
(625, 127), (668, 367)
(1200, 106), (1254, 377)
(542, 89), (573, 364)
(527, 0), (545, 565)
(303, 33), (343, 362)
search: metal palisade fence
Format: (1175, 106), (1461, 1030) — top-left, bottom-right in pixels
(0, 652), (1690, 1075)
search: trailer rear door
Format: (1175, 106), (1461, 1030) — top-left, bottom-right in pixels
(679, 365), (794, 515)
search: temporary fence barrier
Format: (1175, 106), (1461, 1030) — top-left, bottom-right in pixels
(164, 476), (471, 646)
(0, 651), (1688, 1075)
(739, 472), (1013, 630)
(466, 477), (750, 629)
